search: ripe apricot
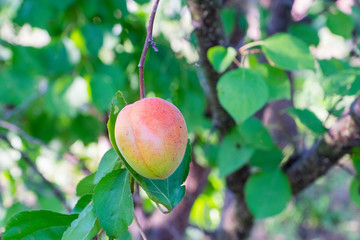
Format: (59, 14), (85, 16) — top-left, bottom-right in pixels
(114, 97), (188, 179)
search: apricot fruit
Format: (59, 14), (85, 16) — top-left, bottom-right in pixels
(114, 97), (188, 179)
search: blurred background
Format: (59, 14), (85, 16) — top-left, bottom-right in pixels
(0, 0), (360, 239)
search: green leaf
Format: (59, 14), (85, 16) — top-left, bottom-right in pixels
(217, 68), (268, 123)
(2, 211), (77, 240)
(70, 114), (104, 145)
(114, 0), (129, 16)
(322, 70), (360, 96)
(350, 178), (360, 207)
(252, 64), (290, 101)
(93, 169), (134, 238)
(96, 64), (127, 90)
(0, 202), (28, 227)
(27, 113), (57, 143)
(352, 148), (360, 176)
(318, 58), (350, 76)
(10, 45), (42, 74)
(134, 0), (151, 4)
(51, 0), (75, 10)
(204, 145), (219, 168)
(245, 170), (291, 218)
(90, 73), (118, 112)
(326, 10), (355, 39)
(94, 148), (119, 184)
(77, 0), (98, 19)
(122, 141), (192, 212)
(218, 128), (255, 177)
(178, 90), (210, 132)
(349, 76), (360, 95)
(107, 91), (127, 157)
(44, 76), (75, 117)
(38, 39), (75, 75)
(23, 227), (68, 240)
(289, 24), (319, 46)
(76, 174), (96, 197)
(72, 195), (93, 214)
(116, 231), (133, 240)
(249, 147), (283, 171)
(221, 8), (236, 36)
(287, 108), (327, 135)
(62, 204), (99, 240)
(207, 46), (237, 73)
(14, 0), (54, 30)
(37, 195), (64, 212)
(189, 191), (222, 230)
(217, 118), (274, 177)
(82, 24), (104, 56)
(0, 69), (37, 105)
(262, 33), (315, 70)
(237, 118), (275, 150)
(107, 91), (192, 212)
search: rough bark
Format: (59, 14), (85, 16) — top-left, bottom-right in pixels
(284, 96), (360, 194)
(221, 0), (297, 238)
(185, 0), (360, 239)
(267, 0), (294, 35)
(222, 166), (253, 239)
(187, 0), (235, 136)
(186, 1), (254, 239)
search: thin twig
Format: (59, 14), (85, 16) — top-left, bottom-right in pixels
(238, 41), (263, 55)
(338, 162), (356, 176)
(324, 97), (343, 125)
(93, 229), (104, 240)
(0, 120), (46, 146)
(138, 0), (161, 99)
(351, 20), (360, 57)
(134, 213), (148, 240)
(233, 58), (242, 67)
(0, 120), (91, 174)
(0, 134), (72, 212)
(4, 90), (46, 120)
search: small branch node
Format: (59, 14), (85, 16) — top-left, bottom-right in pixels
(149, 38), (159, 52)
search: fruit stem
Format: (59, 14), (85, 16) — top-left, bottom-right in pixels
(238, 41), (264, 54)
(134, 213), (148, 240)
(138, 0), (161, 99)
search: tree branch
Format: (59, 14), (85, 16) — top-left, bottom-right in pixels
(0, 120), (91, 175)
(138, 0), (160, 99)
(284, 95), (360, 194)
(186, 0), (253, 239)
(187, 0), (235, 137)
(267, 0), (294, 36)
(186, 1), (360, 239)
(223, 166), (253, 239)
(0, 134), (72, 212)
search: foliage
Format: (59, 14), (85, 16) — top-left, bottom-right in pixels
(0, 0), (360, 239)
